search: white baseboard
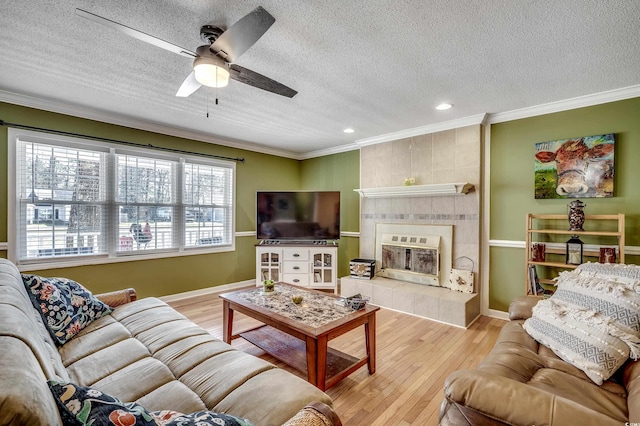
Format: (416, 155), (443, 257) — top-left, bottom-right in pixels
(160, 279), (255, 302)
(486, 308), (510, 321)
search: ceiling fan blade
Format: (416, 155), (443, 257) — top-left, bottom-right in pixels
(210, 6), (275, 62)
(228, 64), (297, 98)
(75, 8), (197, 59)
(176, 71), (201, 97)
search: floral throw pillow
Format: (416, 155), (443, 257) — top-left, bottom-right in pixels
(22, 274), (112, 346)
(48, 380), (157, 426)
(160, 411), (254, 426)
(48, 380), (254, 426)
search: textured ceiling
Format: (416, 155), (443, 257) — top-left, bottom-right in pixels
(1, 1), (639, 156)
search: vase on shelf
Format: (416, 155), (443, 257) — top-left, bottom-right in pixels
(568, 199), (586, 231)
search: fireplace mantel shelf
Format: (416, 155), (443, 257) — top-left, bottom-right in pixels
(354, 182), (473, 198)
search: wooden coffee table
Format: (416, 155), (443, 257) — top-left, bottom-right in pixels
(220, 284), (379, 391)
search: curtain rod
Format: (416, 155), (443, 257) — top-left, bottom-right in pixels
(0, 119), (245, 163)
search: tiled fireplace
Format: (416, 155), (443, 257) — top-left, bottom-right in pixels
(341, 125), (482, 327)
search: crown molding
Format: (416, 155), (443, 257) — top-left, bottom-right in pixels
(3, 84), (640, 160)
(297, 142), (360, 160)
(0, 90), (301, 160)
(486, 84), (640, 124)
(355, 113), (488, 147)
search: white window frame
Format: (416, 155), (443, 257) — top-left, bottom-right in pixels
(8, 128), (236, 270)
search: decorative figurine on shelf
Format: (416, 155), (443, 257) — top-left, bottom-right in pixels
(566, 235), (584, 265)
(568, 199), (586, 231)
(599, 247), (617, 264)
(531, 243), (546, 262)
(262, 279), (275, 293)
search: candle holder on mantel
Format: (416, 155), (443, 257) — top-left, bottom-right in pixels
(568, 199), (586, 231)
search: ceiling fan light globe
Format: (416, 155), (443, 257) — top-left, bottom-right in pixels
(194, 63), (230, 88)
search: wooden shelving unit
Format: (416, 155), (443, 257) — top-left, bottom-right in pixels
(525, 213), (625, 294)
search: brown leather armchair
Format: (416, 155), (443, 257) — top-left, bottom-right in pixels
(439, 296), (640, 426)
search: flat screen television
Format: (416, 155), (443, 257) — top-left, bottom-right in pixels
(256, 191), (340, 240)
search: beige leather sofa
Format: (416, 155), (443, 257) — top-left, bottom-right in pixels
(439, 296), (640, 425)
(0, 258), (340, 426)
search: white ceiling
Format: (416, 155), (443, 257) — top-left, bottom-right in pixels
(1, 1), (639, 158)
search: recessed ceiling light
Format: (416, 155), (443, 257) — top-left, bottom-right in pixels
(436, 103), (453, 110)
(343, 128), (355, 133)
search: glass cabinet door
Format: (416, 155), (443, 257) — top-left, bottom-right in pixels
(261, 252), (279, 265)
(260, 251), (280, 282)
(313, 252), (332, 283)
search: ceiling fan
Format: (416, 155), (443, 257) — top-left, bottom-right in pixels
(75, 6), (297, 98)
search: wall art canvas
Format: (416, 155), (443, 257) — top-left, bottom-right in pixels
(534, 133), (615, 199)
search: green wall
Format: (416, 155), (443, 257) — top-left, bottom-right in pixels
(14, 95), (637, 312)
(300, 150), (361, 277)
(0, 102), (302, 298)
(489, 97), (640, 311)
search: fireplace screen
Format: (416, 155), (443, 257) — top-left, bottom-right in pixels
(376, 228), (448, 286)
(382, 244), (438, 277)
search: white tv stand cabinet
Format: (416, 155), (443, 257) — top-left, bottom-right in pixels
(256, 242), (338, 292)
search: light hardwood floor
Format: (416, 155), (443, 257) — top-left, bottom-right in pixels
(168, 289), (505, 426)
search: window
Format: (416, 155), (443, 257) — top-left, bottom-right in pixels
(183, 161), (234, 247)
(115, 153), (177, 252)
(9, 129), (235, 265)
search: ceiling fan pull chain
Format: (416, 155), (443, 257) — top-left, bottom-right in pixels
(206, 92), (210, 118)
(215, 73), (219, 105)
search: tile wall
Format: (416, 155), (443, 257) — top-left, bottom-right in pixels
(358, 124), (482, 288)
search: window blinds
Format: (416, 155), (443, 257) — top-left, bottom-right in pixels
(13, 131), (235, 263)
